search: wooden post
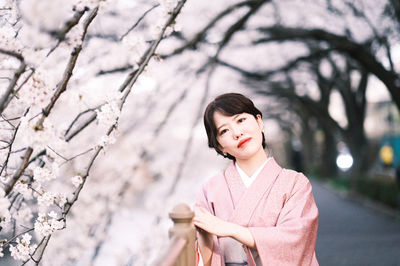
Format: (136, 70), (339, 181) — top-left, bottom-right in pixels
(168, 203), (196, 266)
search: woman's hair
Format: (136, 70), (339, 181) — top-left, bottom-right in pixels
(203, 93), (266, 160)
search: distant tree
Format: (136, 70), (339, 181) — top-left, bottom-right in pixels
(164, 0), (398, 176)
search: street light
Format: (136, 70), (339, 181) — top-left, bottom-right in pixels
(336, 151), (353, 171)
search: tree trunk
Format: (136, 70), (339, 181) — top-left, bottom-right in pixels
(319, 125), (338, 177)
(345, 126), (369, 189)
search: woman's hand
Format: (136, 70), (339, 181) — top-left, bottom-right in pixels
(193, 207), (256, 248)
(193, 207), (231, 237)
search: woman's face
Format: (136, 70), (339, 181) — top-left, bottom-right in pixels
(214, 111), (264, 161)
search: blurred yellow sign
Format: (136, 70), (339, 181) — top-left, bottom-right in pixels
(380, 145), (394, 165)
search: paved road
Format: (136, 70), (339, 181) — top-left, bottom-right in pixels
(312, 180), (400, 266)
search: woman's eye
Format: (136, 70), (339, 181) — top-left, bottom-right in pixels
(238, 117), (246, 123)
(220, 129), (228, 135)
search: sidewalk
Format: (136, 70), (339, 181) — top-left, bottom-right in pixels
(312, 179), (400, 266)
(318, 178), (400, 221)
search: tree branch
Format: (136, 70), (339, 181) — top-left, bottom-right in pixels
(162, 0), (260, 58)
(217, 47), (333, 80)
(46, 7), (89, 56)
(48, 7), (88, 41)
(120, 4), (160, 40)
(65, 0), (188, 141)
(39, 7), (99, 124)
(4, 68), (34, 109)
(0, 49), (26, 114)
(255, 26), (400, 110)
(3, 7), (99, 197)
(4, 147), (33, 196)
(96, 64), (133, 76)
(389, 0), (400, 26)
(0, 119), (20, 177)
(214, 0), (269, 59)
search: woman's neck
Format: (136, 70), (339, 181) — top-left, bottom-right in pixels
(236, 149), (268, 177)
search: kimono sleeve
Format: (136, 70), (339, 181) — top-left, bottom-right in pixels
(248, 174), (319, 266)
(194, 184), (214, 214)
(194, 183), (223, 266)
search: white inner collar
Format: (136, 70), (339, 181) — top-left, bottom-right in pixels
(235, 157), (271, 188)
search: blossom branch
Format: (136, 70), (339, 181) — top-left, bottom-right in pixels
(0, 48), (23, 61)
(65, 113), (96, 142)
(48, 7), (88, 41)
(96, 64), (133, 76)
(8, 192), (21, 211)
(28, 149), (46, 165)
(46, 7), (89, 56)
(4, 147), (33, 196)
(3, 7), (99, 197)
(4, 68), (35, 108)
(45, 144), (94, 166)
(32, 235), (51, 265)
(65, 0), (187, 140)
(64, 106), (99, 137)
(120, 4), (160, 40)
(1, 227), (34, 248)
(10, 148), (27, 154)
(45, 146), (68, 162)
(39, 7), (99, 125)
(59, 148), (94, 166)
(62, 134), (108, 218)
(0, 120), (20, 177)
(0, 49), (26, 115)
(120, 0), (188, 104)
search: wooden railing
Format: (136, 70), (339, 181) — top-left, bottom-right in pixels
(154, 203), (196, 266)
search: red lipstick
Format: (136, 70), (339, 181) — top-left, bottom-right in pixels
(237, 137), (251, 148)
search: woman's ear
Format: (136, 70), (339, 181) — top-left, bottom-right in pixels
(256, 114), (264, 130)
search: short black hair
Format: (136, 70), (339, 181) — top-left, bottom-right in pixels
(203, 93), (266, 160)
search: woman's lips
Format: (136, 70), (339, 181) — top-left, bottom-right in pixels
(238, 137), (251, 148)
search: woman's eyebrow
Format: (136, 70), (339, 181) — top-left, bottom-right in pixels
(216, 124), (226, 131)
(216, 114), (241, 131)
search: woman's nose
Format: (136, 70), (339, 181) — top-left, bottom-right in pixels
(232, 128), (243, 139)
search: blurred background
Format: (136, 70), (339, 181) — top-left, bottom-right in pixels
(1, 0), (400, 265)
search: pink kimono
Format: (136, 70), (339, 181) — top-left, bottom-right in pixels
(195, 158), (319, 266)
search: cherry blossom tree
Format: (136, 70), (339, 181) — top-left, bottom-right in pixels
(0, 0), (189, 264)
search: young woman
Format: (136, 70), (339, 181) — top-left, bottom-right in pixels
(193, 93), (319, 266)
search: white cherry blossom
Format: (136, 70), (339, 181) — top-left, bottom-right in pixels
(13, 181), (32, 199)
(98, 134), (116, 148)
(95, 101), (121, 128)
(71, 175), (83, 188)
(55, 193), (68, 207)
(33, 163), (59, 183)
(34, 212), (64, 237)
(18, 116), (64, 152)
(37, 191), (56, 207)
(9, 233), (37, 261)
